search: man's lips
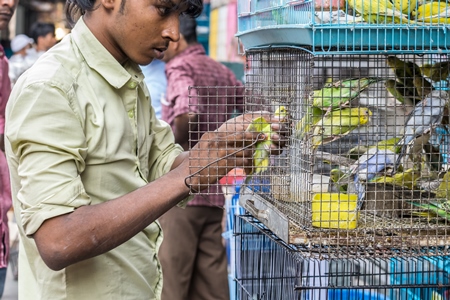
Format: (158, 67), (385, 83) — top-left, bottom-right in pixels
(0, 13), (11, 20)
(153, 48), (166, 59)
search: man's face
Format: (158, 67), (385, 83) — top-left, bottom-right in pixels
(100, 0), (187, 65)
(40, 32), (57, 51)
(0, 0), (17, 30)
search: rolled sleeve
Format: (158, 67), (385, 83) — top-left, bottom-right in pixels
(21, 176), (91, 236)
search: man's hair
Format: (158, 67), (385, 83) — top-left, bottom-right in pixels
(29, 22), (55, 43)
(179, 15), (197, 45)
(64, 0), (203, 27)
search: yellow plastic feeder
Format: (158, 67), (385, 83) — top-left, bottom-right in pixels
(311, 193), (359, 229)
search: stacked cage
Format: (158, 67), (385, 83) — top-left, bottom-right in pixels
(234, 215), (450, 299)
(188, 0), (450, 299)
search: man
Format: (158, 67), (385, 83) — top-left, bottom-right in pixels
(4, 0), (286, 299)
(8, 34), (34, 86)
(160, 15), (244, 300)
(0, 0), (18, 296)
(26, 22), (56, 64)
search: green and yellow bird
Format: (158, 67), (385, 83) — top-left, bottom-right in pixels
(386, 56), (418, 87)
(384, 79), (421, 105)
(370, 168), (421, 189)
(347, 0), (411, 24)
(311, 77), (383, 114)
(413, 1), (448, 19)
(408, 197), (450, 222)
(245, 106), (288, 181)
(387, 56), (432, 98)
(420, 61), (450, 82)
(330, 168), (350, 192)
(434, 172), (450, 200)
(311, 107), (373, 151)
(392, 0), (417, 15)
(294, 106), (324, 140)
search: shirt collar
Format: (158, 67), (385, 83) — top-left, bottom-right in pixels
(71, 17), (143, 89)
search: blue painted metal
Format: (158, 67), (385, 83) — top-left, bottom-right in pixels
(236, 0), (450, 54)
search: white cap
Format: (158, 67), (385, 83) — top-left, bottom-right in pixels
(11, 34), (33, 53)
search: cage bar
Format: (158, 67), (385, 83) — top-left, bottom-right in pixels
(233, 215), (450, 300)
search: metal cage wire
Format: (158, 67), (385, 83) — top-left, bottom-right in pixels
(237, 47), (450, 258)
(234, 215), (450, 300)
(236, 0), (450, 54)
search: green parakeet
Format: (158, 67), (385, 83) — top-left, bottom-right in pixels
(408, 199), (450, 222)
(386, 56), (432, 99)
(386, 56), (418, 88)
(330, 168), (349, 192)
(420, 61), (450, 82)
(311, 77), (382, 113)
(370, 168), (421, 189)
(294, 106), (324, 140)
(311, 107), (373, 151)
(245, 106), (288, 182)
(384, 79), (421, 105)
(435, 172), (450, 200)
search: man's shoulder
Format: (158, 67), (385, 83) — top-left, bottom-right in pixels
(16, 38), (83, 91)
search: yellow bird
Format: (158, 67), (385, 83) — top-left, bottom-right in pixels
(413, 1), (448, 19)
(245, 106), (288, 180)
(414, 5), (450, 24)
(435, 172), (450, 200)
(311, 107), (372, 151)
(294, 106), (323, 140)
(347, 0), (411, 24)
(370, 168), (421, 189)
(392, 0), (418, 15)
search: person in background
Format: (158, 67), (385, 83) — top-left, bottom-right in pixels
(4, 0), (286, 298)
(0, 0), (19, 296)
(141, 59), (167, 119)
(8, 34), (34, 86)
(27, 22), (57, 64)
(160, 15), (245, 300)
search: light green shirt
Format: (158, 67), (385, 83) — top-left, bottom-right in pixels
(5, 18), (183, 300)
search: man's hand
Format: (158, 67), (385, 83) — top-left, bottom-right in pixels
(185, 111), (288, 192)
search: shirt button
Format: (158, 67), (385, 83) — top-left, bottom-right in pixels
(128, 81), (137, 89)
(128, 110), (134, 118)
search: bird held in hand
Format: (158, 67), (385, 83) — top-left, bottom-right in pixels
(244, 106), (288, 183)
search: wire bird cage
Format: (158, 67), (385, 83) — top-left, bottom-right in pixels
(237, 0), (450, 54)
(226, 47), (450, 259)
(234, 215), (450, 300)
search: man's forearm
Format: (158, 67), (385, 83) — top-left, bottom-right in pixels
(33, 161), (191, 271)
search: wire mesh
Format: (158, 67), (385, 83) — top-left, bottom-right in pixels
(239, 47), (450, 257)
(186, 85), (246, 198)
(234, 215), (450, 300)
(237, 0), (450, 54)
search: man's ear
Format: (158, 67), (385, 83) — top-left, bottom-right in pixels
(100, 0), (116, 10)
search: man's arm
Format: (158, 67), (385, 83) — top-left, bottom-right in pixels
(33, 113), (278, 271)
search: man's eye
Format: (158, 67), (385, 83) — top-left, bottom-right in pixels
(158, 7), (170, 14)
